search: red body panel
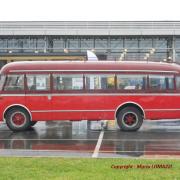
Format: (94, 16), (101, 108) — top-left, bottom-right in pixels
(51, 94), (180, 120)
(0, 96), (26, 121)
(0, 94), (180, 121)
(51, 95), (107, 120)
(25, 95), (52, 121)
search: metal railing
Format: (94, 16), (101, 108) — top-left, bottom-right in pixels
(0, 47), (177, 62)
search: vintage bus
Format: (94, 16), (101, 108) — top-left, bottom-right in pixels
(0, 61), (180, 132)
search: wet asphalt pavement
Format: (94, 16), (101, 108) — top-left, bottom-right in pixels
(0, 120), (180, 158)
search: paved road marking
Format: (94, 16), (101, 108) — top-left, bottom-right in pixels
(92, 130), (104, 158)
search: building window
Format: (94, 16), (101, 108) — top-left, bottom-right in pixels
(124, 38), (138, 49)
(80, 37), (94, 50)
(153, 38), (167, 49)
(13, 38), (27, 52)
(0, 38), (7, 52)
(110, 38), (123, 52)
(52, 38), (64, 52)
(68, 38), (79, 49)
(29, 37), (45, 52)
(95, 38), (108, 51)
(139, 38), (153, 49)
(7, 38), (14, 49)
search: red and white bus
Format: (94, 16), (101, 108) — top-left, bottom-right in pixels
(0, 61), (180, 132)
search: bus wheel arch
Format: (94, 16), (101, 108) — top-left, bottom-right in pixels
(115, 102), (145, 131)
(3, 105), (32, 132)
(4, 104), (32, 121)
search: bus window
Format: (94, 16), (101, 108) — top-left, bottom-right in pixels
(53, 74), (83, 90)
(85, 74), (115, 90)
(149, 75), (174, 90)
(176, 76), (180, 90)
(27, 74), (50, 91)
(0, 75), (6, 91)
(168, 76), (174, 89)
(117, 74), (146, 90)
(3, 74), (24, 91)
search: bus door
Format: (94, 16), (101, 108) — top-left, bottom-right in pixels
(25, 74), (52, 121)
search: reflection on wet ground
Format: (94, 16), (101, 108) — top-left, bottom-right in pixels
(0, 120), (180, 158)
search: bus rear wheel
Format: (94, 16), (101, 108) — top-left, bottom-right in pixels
(117, 107), (143, 131)
(6, 108), (31, 132)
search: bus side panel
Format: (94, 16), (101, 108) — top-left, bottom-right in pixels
(51, 95), (107, 120)
(25, 95), (52, 121)
(103, 94), (180, 120)
(51, 94), (180, 121)
(2, 94), (179, 122)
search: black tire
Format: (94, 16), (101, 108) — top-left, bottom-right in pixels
(5, 108), (31, 132)
(117, 107), (143, 131)
(30, 121), (37, 126)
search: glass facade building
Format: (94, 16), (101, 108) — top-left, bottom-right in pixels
(0, 21), (180, 66)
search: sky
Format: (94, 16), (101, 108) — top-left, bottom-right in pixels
(0, 0), (180, 21)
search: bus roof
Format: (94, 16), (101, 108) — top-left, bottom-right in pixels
(1, 61), (180, 74)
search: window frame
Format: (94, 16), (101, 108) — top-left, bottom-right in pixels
(0, 75), (6, 91)
(52, 73), (84, 93)
(2, 73), (25, 94)
(85, 73), (116, 92)
(116, 73), (147, 93)
(148, 73), (175, 92)
(25, 73), (51, 93)
(175, 75), (180, 92)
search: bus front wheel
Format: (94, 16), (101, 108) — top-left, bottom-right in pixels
(6, 108), (31, 132)
(117, 107), (143, 131)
